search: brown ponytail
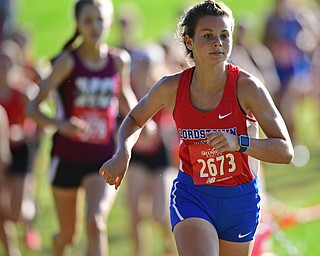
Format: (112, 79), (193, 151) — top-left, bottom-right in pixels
(61, 29), (79, 51)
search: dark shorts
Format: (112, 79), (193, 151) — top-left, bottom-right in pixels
(49, 156), (106, 188)
(9, 143), (35, 175)
(170, 170), (261, 242)
(131, 143), (170, 172)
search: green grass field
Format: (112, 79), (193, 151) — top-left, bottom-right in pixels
(16, 0), (276, 60)
(5, 0), (320, 255)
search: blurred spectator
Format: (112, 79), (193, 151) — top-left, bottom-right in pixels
(310, 0), (320, 106)
(9, 28), (42, 85)
(2, 31), (45, 252)
(0, 40), (41, 256)
(262, 0), (316, 143)
(230, 18), (281, 96)
(117, 4), (180, 255)
(0, 0), (14, 43)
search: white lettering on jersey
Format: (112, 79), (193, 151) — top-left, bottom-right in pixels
(74, 77), (115, 108)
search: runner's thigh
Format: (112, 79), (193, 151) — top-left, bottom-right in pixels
(174, 217), (219, 256)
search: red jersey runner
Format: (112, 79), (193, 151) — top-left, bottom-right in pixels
(173, 63), (260, 186)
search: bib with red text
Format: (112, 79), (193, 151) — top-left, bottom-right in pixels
(188, 144), (243, 185)
(71, 107), (109, 144)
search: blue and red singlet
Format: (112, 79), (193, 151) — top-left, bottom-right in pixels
(173, 63), (260, 186)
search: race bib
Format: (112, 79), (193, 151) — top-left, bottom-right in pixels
(188, 144), (242, 185)
(71, 107), (109, 144)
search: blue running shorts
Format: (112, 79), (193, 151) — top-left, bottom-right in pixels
(170, 170), (261, 242)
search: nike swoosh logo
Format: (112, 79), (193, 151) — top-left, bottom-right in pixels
(218, 112), (232, 119)
(238, 231), (252, 239)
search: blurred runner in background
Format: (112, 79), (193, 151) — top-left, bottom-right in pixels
(0, 39), (41, 256)
(118, 5), (181, 255)
(26, 0), (137, 255)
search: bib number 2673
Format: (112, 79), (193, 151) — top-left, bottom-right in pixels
(189, 144), (240, 184)
(198, 153), (236, 178)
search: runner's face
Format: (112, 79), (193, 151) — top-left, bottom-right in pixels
(77, 4), (111, 43)
(186, 15), (233, 65)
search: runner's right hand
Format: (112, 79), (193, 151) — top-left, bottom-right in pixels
(99, 152), (130, 190)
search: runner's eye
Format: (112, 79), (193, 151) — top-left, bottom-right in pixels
(220, 34), (229, 40)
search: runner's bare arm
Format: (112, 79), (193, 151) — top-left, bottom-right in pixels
(26, 52), (74, 128)
(113, 47), (138, 115)
(99, 73), (180, 189)
(237, 71), (294, 163)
